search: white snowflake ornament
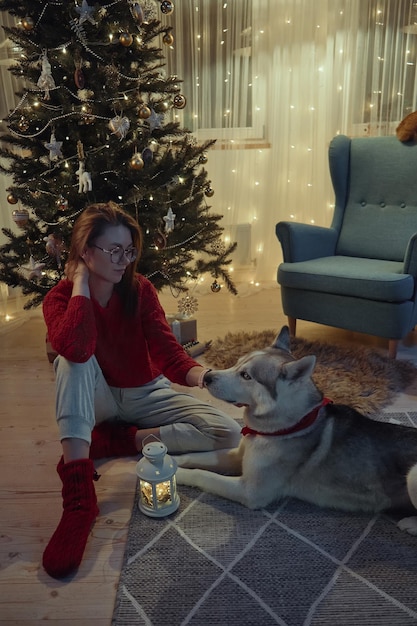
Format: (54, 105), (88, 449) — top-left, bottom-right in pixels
(178, 294), (198, 317)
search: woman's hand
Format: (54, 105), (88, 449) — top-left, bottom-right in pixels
(185, 366), (212, 388)
(73, 258), (90, 283)
(71, 258), (90, 298)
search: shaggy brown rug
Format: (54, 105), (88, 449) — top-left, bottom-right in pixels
(203, 330), (417, 415)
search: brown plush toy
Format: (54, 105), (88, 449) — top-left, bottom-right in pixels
(396, 111), (417, 142)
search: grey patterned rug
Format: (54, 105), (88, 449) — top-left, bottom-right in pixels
(112, 411), (417, 626)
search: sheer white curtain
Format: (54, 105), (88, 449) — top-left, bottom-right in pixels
(167, 0), (417, 294)
(1, 0), (417, 319)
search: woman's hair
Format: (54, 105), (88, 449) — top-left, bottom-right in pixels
(66, 201), (143, 316)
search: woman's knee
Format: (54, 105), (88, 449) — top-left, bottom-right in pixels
(54, 355), (96, 377)
(167, 412), (241, 452)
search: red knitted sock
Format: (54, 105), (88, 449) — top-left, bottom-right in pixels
(89, 422), (138, 459)
(43, 457), (99, 579)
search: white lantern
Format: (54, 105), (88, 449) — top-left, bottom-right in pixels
(136, 439), (180, 518)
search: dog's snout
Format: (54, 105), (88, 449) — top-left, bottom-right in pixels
(204, 371), (214, 385)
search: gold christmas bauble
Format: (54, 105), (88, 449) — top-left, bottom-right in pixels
(155, 100), (170, 112)
(129, 153), (144, 170)
(163, 32), (174, 46)
(7, 193), (18, 205)
(119, 32), (133, 47)
(138, 105), (152, 119)
(199, 153), (208, 164)
(211, 280), (221, 293)
(161, 1), (174, 15)
(205, 186), (214, 197)
(12, 208), (29, 228)
(173, 94), (186, 109)
(17, 116), (30, 132)
(22, 16), (34, 31)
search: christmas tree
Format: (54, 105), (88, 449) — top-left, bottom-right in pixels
(0, 0), (237, 309)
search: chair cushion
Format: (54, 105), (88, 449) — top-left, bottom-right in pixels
(278, 256), (414, 302)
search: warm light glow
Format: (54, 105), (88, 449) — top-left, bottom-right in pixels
(141, 480), (172, 507)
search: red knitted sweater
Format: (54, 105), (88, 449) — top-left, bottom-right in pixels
(42, 274), (200, 388)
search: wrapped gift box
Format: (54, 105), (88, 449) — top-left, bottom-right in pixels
(166, 315), (197, 345)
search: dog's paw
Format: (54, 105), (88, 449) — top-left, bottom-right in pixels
(397, 516), (417, 535)
(175, 467), (195, 486)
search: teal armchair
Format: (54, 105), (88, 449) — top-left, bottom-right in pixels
(276, 134), (417, 358)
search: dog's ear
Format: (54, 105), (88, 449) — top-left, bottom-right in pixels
(282, 355), (316, 380)
(272, 326), (291, 353)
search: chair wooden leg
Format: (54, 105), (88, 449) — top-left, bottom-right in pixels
(288, 317), (296, 337)
(388, 339), (398, 359)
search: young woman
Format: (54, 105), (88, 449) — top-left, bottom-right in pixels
(42, 201), (241, 579)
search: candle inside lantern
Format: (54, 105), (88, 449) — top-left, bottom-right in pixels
(136, 439), (180, 517)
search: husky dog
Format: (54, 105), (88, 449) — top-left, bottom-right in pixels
(175, 326), (417, 534)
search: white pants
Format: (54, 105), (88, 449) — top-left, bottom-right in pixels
(54, 355), (241, 454)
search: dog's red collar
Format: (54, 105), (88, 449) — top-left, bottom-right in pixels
(241, 397), (332, 438)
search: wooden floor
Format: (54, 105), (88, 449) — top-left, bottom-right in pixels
(2, 284), (417, 624)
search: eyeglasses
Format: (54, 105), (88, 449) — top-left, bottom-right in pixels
(91, 244), (137, 264)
